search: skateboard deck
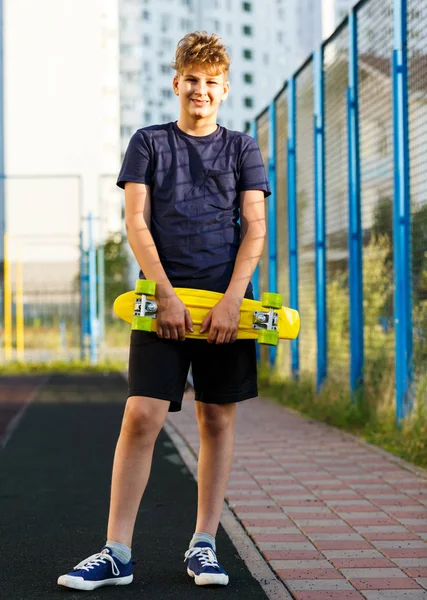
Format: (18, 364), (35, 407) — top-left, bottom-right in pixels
(114, 284), (300, 345)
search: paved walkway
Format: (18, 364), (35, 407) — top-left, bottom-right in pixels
(169, 392), (427, 600)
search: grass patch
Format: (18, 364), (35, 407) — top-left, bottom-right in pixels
(259, 367), (427, 469)
(0, 359), (127, 376)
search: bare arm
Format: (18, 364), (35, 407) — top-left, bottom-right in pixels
(124, 182), (192, 339)
(200, 189), (266, 344)
(226, 189), (266, 301)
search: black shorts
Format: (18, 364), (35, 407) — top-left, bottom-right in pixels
(128, 331), (258, 412)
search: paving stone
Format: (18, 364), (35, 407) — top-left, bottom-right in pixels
(323, 550), (384, 559)
(350, 577), (421, 590)
(309, 533), (364, 541)
(331, 558), (396, 569)
(386, 549), (427, 558)
(393, 559), (427, 568)
(355, 526), (411, 534)
(262, 550), (324, 561)
(258, 541), (317, 551)
(340, 568), (407, 578)
(292, 591), (365, 599)
(285, 579), (355, 590)
(374, 541), (427, 549)
(294, 519), (345, 526)
(269, 559), (333, 569)
(416, 579), (427, 589)
(362, 591), (427, 598)
(277, 568), (344, 580)
(248, 526), (300, 534)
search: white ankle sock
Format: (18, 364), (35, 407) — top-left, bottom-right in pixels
(106, 540), (132, 564)
(189, 532), (216, 553)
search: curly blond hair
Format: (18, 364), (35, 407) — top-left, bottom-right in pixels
(170, 31), (231, 77)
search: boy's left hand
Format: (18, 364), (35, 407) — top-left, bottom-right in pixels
(200, 294), (242, 344)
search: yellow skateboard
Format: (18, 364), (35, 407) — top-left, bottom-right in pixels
(114, 280), (300, 346)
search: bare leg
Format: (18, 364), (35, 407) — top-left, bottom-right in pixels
(194, 402), (236, 537)
(106, 396), (170, 547)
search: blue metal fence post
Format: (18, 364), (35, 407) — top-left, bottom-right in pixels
(268, 102), (278, 366)
(79, 230), (87, 361)
(314, 50), (327, 391)
(392, 0), (412, 422)
(347, 10), (364, 396)
(88, 213), (98, 365)
(287, 78), (299, 379)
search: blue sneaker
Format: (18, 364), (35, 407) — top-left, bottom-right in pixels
(184, 542), (229, 586)
(57, 546), (133, 591)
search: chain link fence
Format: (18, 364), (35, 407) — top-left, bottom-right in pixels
(254, 0), (426, 416)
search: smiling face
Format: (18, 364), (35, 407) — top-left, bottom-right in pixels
(173, 65), (229, 126)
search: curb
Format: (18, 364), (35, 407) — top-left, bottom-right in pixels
(261, 394), (427, 480)
(164, 419), (294, 600)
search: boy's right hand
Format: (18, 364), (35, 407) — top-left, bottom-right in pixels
(156, 292), (193, 342)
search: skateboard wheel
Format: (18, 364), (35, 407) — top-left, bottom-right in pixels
(135, 279), (156, 295)
(131, 315), (153, 332)
(261, 292), (283, 309)
(258, 329), (279, 346)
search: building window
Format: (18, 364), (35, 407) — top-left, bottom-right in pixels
(161, 88), (173, 99)
(160, 64), (170, 74)
(244, 97), (254, 108)
(242, 1), (252, 11)
(181, 18), (193, 29)
(243, 48), (253, 60)
(161, 38), (173, 51)
(161, 14), (172, 32)
(142, 10), (150, 20)
(242, 25), (252, 35)
(143, 112), (152, 123)
(244, 120), (251, 132)
(143, 35), (150, 46)
(226, 22), (232, 35)
(161, 114), (172, 122)
(243, 72), (253, 84)
(120, 44), (133, 56)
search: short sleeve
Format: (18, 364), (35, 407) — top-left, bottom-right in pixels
(238, 138), (271, 198)
(116, 130), (153, 189)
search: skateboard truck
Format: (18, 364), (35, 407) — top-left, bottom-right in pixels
(253, 309), (278, 331)
(252, 292), (283, 346)
(134, 297), (158, 318)
(132, 279), (158, 332)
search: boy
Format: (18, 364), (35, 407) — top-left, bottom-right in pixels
(58, 31), (270, 591)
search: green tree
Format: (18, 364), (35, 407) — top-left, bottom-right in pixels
(102, 232), (130, 312)
(372, 196), (427, 304)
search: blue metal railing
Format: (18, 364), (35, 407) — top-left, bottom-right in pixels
(252, 0), (419, 422)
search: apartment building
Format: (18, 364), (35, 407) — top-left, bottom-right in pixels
(119, 0), (323, 152)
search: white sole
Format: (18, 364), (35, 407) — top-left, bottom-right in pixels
(187, 567), (229, 586)
(57, 574), (133, 590)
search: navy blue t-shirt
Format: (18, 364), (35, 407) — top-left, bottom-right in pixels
(117, 121), (271, 296)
